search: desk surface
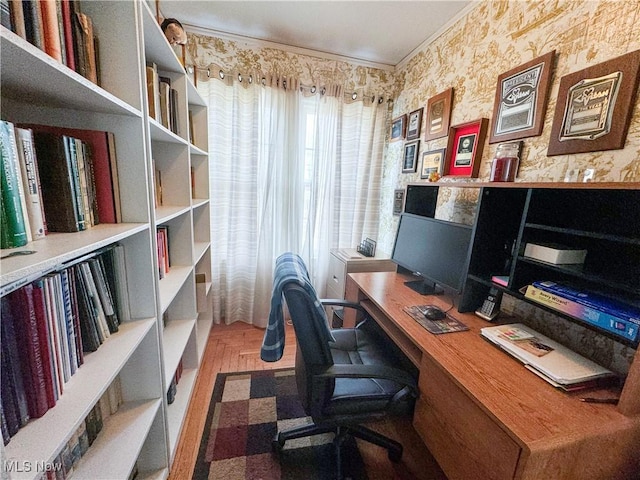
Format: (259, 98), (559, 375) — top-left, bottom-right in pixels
(347, 271), (640, 450)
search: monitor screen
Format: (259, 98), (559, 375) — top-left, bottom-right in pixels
(391, 213), (472, 295)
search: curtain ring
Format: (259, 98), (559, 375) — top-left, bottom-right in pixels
(352, 92), (358, 100)
(206, 67), (211, 78)
(310, 85), (317, 94)
(248, 75), (253, 84)
(320, 87), (326, 96)
(261, 77), (266, 86)
(378, 97), (384, 104)
(283, 79), (287, 90)
(218, 69), (225, 79)
(238, 73), (242, 82)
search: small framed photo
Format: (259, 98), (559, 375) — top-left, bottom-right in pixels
(489, 51), (555, 144)
(393, 189), (405, 215)
(547, 50), (640, 156)
(443, 118), (488, 178)
(406, 108), (424, 140)
(420, 148), (445, 179)
(402, 140), (420, 173)
(390, 115), (407, 142)
(424, 88), (453, 141)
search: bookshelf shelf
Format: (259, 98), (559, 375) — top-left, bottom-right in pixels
(1, 1), (211, 477)
(3, 319), (157, 474)
(72, 399), (162, 480)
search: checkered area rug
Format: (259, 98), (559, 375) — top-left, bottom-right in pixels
(192, 369), (367, 479)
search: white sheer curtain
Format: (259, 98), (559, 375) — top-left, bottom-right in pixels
(199, 74), (386, 327)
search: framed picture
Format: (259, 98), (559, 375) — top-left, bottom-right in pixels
(406, 108), (424, 140)
(489, 51), (555, 144)
(390, 115), (407, 142)
(547, 50), (640, 156)
(402, 140), (420, 173)
(443, 118), (488, 178)
(393, 189), (405, 216)
(420, 148), (445, 179)
(424, 88), (453, 141)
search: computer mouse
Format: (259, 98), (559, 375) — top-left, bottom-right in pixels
(423, 306), (446, 320)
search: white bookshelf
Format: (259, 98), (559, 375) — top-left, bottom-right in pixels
(0, 0), (212, 477)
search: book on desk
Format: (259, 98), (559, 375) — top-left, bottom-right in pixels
(480, 323), (616, 391)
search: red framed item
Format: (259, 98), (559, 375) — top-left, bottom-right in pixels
(443, 118), (488, 178)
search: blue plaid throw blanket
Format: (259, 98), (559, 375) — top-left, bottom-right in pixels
(261, 252), (335, 362)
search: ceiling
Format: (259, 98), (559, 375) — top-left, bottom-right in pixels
(158, 1), (474, 67)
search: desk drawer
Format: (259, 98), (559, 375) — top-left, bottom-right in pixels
(414, 355), (521, 480)
(327, 254), (347, 298)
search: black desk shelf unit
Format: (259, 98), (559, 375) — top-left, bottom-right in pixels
(459, 184), (640, 347)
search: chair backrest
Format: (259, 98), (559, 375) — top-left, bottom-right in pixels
(282, 281), (335, 416)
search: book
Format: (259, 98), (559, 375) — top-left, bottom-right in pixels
(532, 281), (640, 324)
(5, 122), (33, 242)
(60, 0), (75, 70)
(9, 0), (26, 39)
(89, 256), (119, 333)
(32, 131), (81, 232)
(75, 12), (98, 84)
(30, 280), (57, 409)
(73, 265), (101, 353)
(9, 285), (50, 418)
(21, 124), (122, 224)
(101, 244), (131, 323)
(0, 120), (29, 248)
(63, 136), (86, 231)
(523, 242), (587, 265)
(146, 63), (161, 122)
(23, 0), (44, 50)
(15, 127), (47, 238)
(39, 0), (62, 62)
(1, 296), (31, 433)
(43, 274), (65, 395)
(491, 275), (509, 287)
(524, 285), (639, 343)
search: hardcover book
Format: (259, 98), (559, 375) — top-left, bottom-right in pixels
(0, 120), (28, 248)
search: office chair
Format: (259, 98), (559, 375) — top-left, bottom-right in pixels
(262, 253), (418, 479)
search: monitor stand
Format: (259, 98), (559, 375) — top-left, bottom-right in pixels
(405, 279), (444, 296)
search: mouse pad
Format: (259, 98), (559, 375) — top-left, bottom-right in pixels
(403, 305), (469, 334)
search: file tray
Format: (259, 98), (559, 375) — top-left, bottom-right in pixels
(481, 323), (615, 386)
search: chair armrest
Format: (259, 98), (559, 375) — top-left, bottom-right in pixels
(320, 299), (367, 314)
(312, 364), (417, 391)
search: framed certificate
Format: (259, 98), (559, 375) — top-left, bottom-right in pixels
(443, 118), (488, 178)
(489, 51), (555, 144)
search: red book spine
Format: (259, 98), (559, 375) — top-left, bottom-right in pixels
(11, 285), (50, 418)
(60, 0), (75, 70)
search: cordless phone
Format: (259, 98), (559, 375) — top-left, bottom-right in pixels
(475, 287), (502, 321)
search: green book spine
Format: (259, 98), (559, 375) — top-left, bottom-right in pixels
(0, 120), (28, 249)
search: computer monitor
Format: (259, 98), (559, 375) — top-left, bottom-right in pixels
(391, 213), (472, 295)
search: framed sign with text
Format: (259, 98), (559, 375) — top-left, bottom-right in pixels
(424, 88), (453, 141)
(443, 118), (488, 178)
(390, 115), (407, 142)
(489, 51), (555, 144)
(547, 50), (640, 156)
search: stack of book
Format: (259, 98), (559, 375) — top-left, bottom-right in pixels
(156, 225), (171, 279)
(0, 245), (130, 446)
(524, 281), (639, 343)
(0, 120), (121, 248)
(146, 63), (180, 135)
(1, 0), (100, 85)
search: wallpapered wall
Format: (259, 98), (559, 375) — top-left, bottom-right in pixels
(379, 0), (640, 253)
(184, 0), (638, 373)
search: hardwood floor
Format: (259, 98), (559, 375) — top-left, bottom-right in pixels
(168, 321), (446, 480)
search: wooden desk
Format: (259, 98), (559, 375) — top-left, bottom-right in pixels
(345, 271), (640, 480)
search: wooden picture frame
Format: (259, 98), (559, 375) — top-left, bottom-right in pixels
(393, 189), (405, 215)
(424, 88), (453, 141)
(406, 108), (424, 140)
(402, 140), (420, 173)
(420, 148), (445, 179)
(547, 50), (640, 156)
(390, 115), (407, 142)
(443, 118), (488, 178)
(489, 51), (555, 144)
